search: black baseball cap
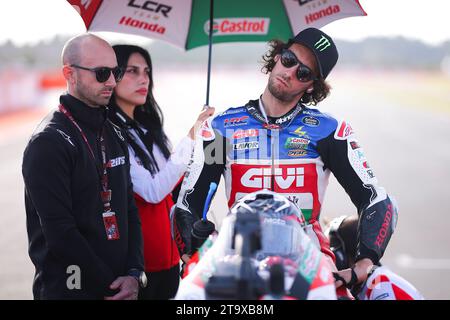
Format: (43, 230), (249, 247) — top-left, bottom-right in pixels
(288, 28), (338, 79)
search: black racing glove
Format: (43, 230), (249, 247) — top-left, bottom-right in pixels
(174, 207), (199, 256)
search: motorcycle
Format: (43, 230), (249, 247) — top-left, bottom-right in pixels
(174, 190), (337, 300)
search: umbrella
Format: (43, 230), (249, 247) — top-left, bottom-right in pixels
(67, 0), (366, 105)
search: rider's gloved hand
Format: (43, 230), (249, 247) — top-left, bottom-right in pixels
(175, 207), (199, 256)
(333, 258), (373, 289)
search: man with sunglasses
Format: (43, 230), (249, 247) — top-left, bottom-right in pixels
(22, 33), (145, 299)
(175, 28), (398, 298)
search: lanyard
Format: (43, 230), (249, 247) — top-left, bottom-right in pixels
(59, 104), (112, 212)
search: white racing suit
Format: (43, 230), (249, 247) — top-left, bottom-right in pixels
(176, 98), (398, 267)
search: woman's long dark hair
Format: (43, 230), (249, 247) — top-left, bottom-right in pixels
(110, 44), (171, 176)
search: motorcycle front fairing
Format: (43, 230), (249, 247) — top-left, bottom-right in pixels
(175, 212), (337, 300)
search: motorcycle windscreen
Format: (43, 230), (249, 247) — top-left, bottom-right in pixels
(256, 217), (304, 260)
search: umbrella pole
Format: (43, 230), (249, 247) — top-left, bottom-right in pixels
(205, 0), (214, 107)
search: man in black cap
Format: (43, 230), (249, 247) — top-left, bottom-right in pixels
(175, 28), (398, 298)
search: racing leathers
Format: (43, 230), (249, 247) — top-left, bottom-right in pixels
(175, 98), (398, 265)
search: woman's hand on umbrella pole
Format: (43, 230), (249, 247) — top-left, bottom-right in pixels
(188, 106), (215, 139)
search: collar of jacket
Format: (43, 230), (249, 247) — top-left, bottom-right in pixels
(59, 94), (109, 132)
(245, 98), (303, 127)
(108, 100), (136, 129)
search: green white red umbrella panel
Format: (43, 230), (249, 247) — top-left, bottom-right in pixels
(67, 0), (367, 50)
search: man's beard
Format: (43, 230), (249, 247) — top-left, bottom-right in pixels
(268, 74), (302, 103)
(76, 82), (112, 107)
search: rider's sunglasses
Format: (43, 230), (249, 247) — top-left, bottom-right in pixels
(279, 49), (318, 82)
(71, 64), (124, 83)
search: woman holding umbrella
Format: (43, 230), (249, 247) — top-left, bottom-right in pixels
(108, 44), (214, 299)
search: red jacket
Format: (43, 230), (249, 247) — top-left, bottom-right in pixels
(134, 193), (181, 272)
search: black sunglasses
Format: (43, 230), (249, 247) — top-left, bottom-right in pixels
(279, 49), (318, 82)
(71, 64), (124, 83)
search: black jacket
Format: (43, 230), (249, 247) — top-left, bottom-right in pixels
(22, 94), (144, 299)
